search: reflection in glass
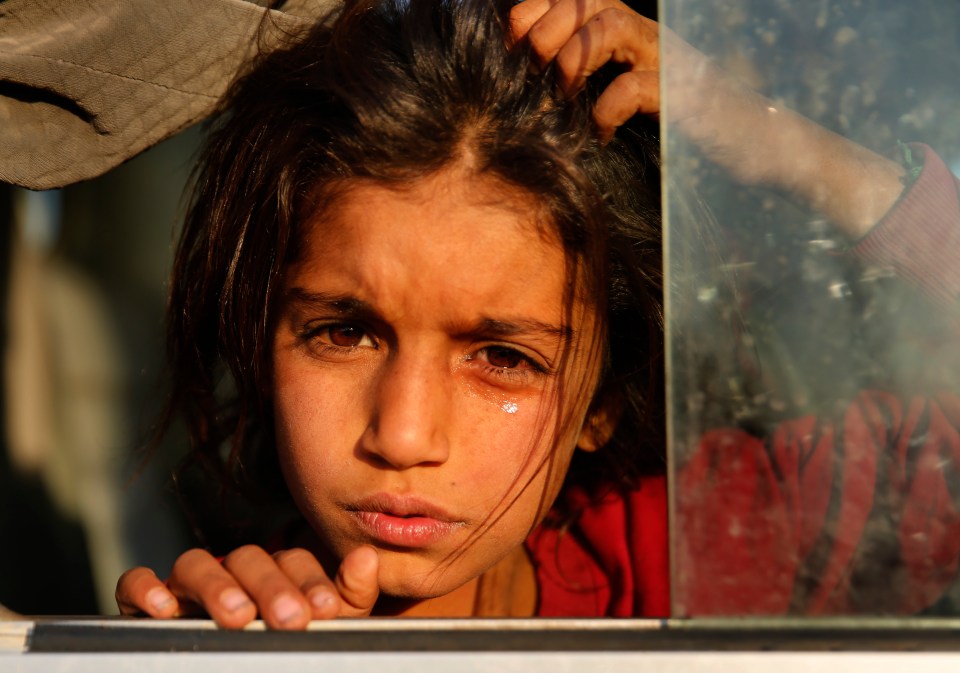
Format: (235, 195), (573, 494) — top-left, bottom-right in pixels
(663, 0), (960, 615)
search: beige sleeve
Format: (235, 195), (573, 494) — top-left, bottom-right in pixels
(0, 0), (337, 189)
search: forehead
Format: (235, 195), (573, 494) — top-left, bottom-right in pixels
(287, 171), (575, 321)
(305, 170), (556, 252)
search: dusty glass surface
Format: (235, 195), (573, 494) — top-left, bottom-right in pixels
(663, 0), (960, 615)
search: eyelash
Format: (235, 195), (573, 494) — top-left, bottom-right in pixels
(299, 322), (377, 355)
(468, 346), (548, 387)
(297, 323), (549, 385)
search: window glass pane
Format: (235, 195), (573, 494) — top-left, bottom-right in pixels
(663, 0), (960, 616)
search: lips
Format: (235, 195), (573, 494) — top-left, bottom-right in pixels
(345, 494), (465, 549)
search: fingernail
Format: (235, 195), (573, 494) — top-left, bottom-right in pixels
(272, 594), (305, 625)
(309, 588), (336, 611)
(146, 586), (175, 612)
(220, 588), (252, 613)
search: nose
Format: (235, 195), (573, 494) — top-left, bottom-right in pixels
(358, 349), (451, 470)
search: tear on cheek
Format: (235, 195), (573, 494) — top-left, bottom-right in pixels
(501, 401), (519, 414)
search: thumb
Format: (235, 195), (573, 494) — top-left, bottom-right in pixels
(335, 545), (380, 616)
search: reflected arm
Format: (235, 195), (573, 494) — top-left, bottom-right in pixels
(661, 31), (907, 239)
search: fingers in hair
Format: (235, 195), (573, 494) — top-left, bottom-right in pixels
(594, 69), (660, 141)
(512, 0), (629, 67)
(508, 0), (560, 47)
(552, 7), (658, 97)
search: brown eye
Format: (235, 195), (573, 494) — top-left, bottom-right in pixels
(486, 346), (524, 369)
(328, 325), (366, 347)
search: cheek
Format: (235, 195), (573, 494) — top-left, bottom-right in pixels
(271, 368), (361, 492)
(454, 392), (575, 514)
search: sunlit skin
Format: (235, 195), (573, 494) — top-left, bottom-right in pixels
(270, 166), (604, 616)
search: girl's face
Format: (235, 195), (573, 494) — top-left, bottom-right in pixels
(271, 167), (603, 604)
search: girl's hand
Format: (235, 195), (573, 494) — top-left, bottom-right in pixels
(116, 545), (379, 630)
(511, 0), (905, 238)
(509, 0), (659, 141)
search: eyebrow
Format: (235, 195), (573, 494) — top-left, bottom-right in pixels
(283, 288), (572, 343)
(284, 288), (379, 320)
(467, 318), (573, 344)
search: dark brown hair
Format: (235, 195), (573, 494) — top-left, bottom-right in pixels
(168, 0), (663, 547)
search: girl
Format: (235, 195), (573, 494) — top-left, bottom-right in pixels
(116, 0), (960, 626)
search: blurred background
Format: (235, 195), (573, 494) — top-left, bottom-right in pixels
(0, 129), (201, 615)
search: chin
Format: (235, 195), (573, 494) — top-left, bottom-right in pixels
(375, 553), (475, 599)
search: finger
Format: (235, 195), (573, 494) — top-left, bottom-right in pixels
(167, 548), (257, 629)
(594, 69), (660, 141)
(553, 8), (658, 97)
(272, 548), (342, 620)
(222, 545), (313, 630)
(508, 0), (557, 46)
(116, 567), (179, 618)
(516, 0), (625, 67)
(334, 545), (380, 617)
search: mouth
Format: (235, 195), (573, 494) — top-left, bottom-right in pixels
(344, 495), (466, 549)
